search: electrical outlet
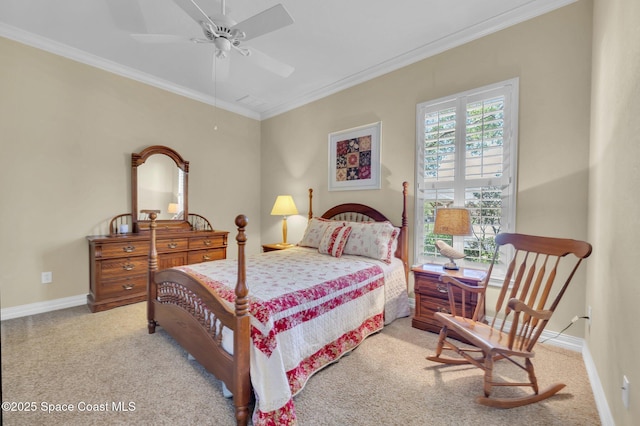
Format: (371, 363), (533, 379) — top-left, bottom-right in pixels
(622, 375), (630, 409)
(41, 271), (52, 284)
(588, 305), (592, 326)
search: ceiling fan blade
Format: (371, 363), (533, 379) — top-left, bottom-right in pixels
(212, 54), (230, 81)
(234, 4), (294, 41)
(172, 0), (217, 27)
(244, 47), (294, 78)
(131, 34), (190, 43)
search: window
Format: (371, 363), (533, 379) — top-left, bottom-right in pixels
(414, 78), (518, 268)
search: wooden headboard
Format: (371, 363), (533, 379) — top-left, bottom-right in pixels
(307, 182), (409, 283)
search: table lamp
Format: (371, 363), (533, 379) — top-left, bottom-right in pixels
(167, 203), (180, 219)
(271, 195), (298, 246)
(433, 207), (472, 270)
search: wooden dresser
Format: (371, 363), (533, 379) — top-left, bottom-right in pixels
(87, 229), (228, 312)
(412, 263), (486, 344)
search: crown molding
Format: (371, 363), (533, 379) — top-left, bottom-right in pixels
(258, 0), (578, 119)
(2, 0), (576, 122)
(0, 23), (261, 121)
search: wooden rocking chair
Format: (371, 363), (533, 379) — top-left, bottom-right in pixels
(426, 232), (592, 408)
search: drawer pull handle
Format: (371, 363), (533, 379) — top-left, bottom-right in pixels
(167, 242), (178, 249)
(202, 255), (211, 261)
(122, 245), (135, 253)
(436, 283), (448, 293)
(123, 263), (135, 271)
(203, 240), (212, 246)
(436, 306), (451, 314)
(122, 284), (135, 290)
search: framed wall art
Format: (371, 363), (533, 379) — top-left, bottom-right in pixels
(328, 121), (381, 191)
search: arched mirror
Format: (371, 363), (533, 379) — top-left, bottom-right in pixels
(131, 145), (189, 232)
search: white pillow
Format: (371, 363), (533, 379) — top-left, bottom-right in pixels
(318, 224), (353, 258)
(342, 221), (399, 263)
(298, 217), (343, 248)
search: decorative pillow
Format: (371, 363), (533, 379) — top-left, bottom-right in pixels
(298, 217), (343, 248)
(342, 221), (399, 263)
(318, 225), (353, 258)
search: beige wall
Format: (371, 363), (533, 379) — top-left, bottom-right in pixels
(2, 0), (637, 422)
(261, 2), (593, 336)
(0, 37), (262, 309)
(589, 0), (640, 423)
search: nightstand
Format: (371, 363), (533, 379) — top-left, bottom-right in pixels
(262, 243), (296, 252)
(412, 263), (486, 344)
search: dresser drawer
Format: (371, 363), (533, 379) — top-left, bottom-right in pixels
(189, 235), (227, 249)
(99, 274), (147, 299)
(88, 228), (228, 312)
(100, 241), (150, 258)
(156, 238), (189, 253)
(159, 252), (188, 269)
(100, 257), (148, 279)
(188, 248), (226, 264)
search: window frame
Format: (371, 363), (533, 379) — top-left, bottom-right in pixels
(414, 78), (519, 274)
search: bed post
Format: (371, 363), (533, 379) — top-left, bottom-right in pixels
(147, 212), (158, 334)
(233, 214), (251, 426)
(400, 182), (409, 285)
(308, 188), (313, 220)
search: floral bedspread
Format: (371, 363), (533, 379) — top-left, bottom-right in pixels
(177, 247), (408, 425)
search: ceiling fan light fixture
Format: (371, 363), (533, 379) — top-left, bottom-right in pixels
(214, 37), (232, 52)
(164, 0), (295, 80)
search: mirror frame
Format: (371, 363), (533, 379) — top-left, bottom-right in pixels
(131, 145), (189, 232)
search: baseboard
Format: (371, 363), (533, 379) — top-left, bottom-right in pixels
(582, 343), (614, 426)
(0, 294), (87, 321)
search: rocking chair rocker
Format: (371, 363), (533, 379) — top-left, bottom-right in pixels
(426, 232), (592, 408)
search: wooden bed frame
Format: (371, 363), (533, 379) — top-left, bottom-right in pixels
(146, 182), (409, 425)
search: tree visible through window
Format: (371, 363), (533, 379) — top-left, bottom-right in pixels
(415, 79), (519, 267)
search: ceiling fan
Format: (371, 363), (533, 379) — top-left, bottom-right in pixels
(132, 0), (295, 80)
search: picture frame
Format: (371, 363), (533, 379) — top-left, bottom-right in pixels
(328, 121), (381, 191)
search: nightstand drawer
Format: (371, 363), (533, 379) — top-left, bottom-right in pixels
(416, 277), (479, 304)
(419, 296), (477, 318)
(414, 276), (449, 298)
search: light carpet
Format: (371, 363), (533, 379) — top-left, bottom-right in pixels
(1, 302), (600, 425)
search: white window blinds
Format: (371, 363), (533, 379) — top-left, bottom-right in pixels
(415, 78), (518, 266)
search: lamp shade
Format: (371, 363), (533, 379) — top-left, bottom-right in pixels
(271, 195), (298, 216)
(434, 208), (472, 236)
(167, 203), (180, 214)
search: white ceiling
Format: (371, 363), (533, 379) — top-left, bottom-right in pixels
(0, 0), (574, 120)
